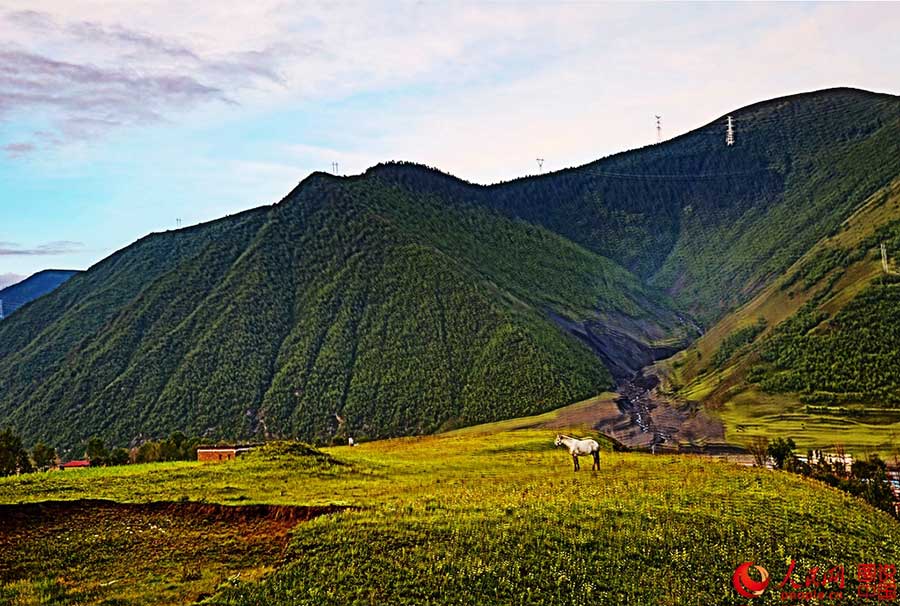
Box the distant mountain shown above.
[0,270,79,320]
[1,87,899,451]
[0,274,24,290]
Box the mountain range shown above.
[0,270,79,320]
[1,87,899,451]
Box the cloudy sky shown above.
[1,1,899,280]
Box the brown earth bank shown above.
[0,500,351,605]
[0,499,344,528]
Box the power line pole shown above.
[536,158,544,173]
[726,115,735,146]
[656,115,662,142]
[176,218,182,228]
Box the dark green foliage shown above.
[766,437,796,469]
[134,432,198,463]
[0,427,32,476]
[747,218,900,404]
[85,436,109,466]
[368,89,900,324]
[752,282,900,405]
[711,317,767,368]
[791,452,896,516]
[30,441,56,471]
[0,174,681,451]
[108,448,130,466]
[2,88,900,449]
[781,247,859,292]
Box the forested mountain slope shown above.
[2,87,899,451]
[662,176,900,449]
[370,88,900,323]
[0,176,686,450]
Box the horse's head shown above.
[554,435,564,447]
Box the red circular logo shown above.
[733,562,770,599]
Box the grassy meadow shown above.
[1,415,899,606]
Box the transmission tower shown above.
[726,116,735,146]
[0,299,4,320]
[176,218,182,228]
[656,115,662,142]
[536,158,545,173]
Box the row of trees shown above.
[84,432,199,466]
[0,427,57,475]
[748,436,897,516]
[0,427,200,476]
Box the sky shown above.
[1,1,900,281]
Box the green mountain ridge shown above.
[662,175,900,450]
[2,86,900,451]
[0,175,684,450]
[369,88,900,323]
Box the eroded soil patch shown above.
[0,499,347,605]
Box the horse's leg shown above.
[592,451,600,471]
[572,453,579,471]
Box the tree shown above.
[767,437,796,470]
[747,436,770,467]
[108,447,130,466]
[0,427,33,476]
[85,436,109,466]
[31,441,57,471]
[833,443,848,476]
[135,441,161,463]
[851,454,887,480]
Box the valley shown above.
[661,174,900,454]
[4,88,900,455]
[5,6,900,605]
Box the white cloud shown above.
[2,2,899,181]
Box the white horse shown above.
[554,434,601,471]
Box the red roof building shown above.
[59,460,91,469]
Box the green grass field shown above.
[716,389,900,454]
[2,420,899,606]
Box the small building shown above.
[59,460,91,470]
[805,450,854,474]
[196,445,257,462]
